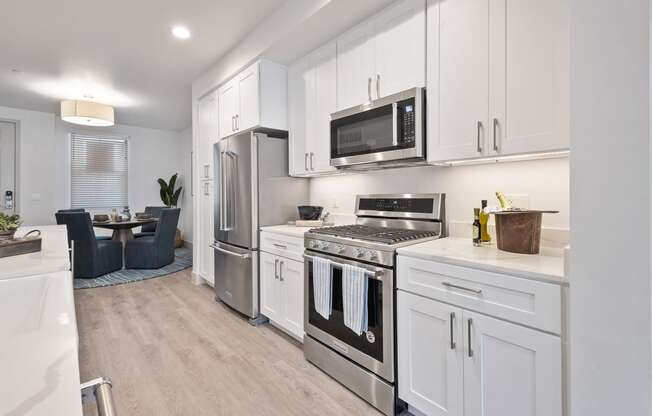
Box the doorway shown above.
[0,121,16,215]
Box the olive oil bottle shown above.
[480,200,491,242]
[472,208,481,247]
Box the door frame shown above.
[0,119,18,216]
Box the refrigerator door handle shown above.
[225,151,236,231]
[211,243,251,259]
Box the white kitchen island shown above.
[0,225,83,416]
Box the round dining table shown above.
[93,218,158,247]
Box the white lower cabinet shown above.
[398,290,562,416]
[197,180,214,285]
[397,291,463,416]
[260,251,304,341]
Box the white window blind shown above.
[71,134,128,209]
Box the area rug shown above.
[74,247,193,289]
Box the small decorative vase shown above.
[0,229,17,241]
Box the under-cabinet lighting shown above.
[442,150,570,166]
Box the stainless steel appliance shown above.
[213,129,309,321]
[303,193,446,415]
[330,88,425,170]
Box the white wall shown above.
[570,0,651,415]
[0,104,192,239]
[53,119,192,238]
[0,105,57,226]
[310,157,569,241]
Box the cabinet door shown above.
[288,56,312,176]
[309,42,337,174]
[237,62,260,132]
[374,0,426,99]
[463,310,562,416]
[397,291,463,416]
[427,0,490,162]
[336,21,375,110]
[218,80,238,138]
[279,258,304,340]
[199,181,215,285]
[198,92,218,178]
[489,0,569,156]
[260,252,281,322]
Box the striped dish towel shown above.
[342,263,368,336]
[312,257,333,319]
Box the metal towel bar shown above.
[302,254,383,279]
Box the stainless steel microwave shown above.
[330,87,425,169]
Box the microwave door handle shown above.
[392,102,398,146]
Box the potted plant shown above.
[0,213,22,241]
[157,174,183,247]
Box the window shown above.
[71,134,128,209]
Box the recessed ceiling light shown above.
[171,25,191,40]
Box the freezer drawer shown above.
[212,241,259,319]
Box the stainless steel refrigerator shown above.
[212,129,309,321]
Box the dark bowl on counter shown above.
[93,214,110,222]
[297,205,323,221]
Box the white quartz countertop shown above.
[0,224,82,415]
[260,224,314,238]
[397,237,567,285]
[0,225,71,281]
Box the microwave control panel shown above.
[398,98,416,145]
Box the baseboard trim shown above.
[182,240,193,250]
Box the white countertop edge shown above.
[260,224,312,238]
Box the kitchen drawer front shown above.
[260,231,305,262]
[397,256,562,334]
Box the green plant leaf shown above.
[169,174,177,193]
[171,187,182,206]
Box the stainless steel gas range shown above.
[303,193,446,416]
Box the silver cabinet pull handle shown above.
[442,282,483,295]
[81,377,116,416]
[235,114,239,131]
[467,318,474,358]
[211,243,251,259]
[231,115,235,132]
[272,243,287,249]
[274,259,279,279]
[304,153,309,171]
[367,77,372,102]
[493,118,499,152]
[376,74,380,99]
[477,121,483,153]
[310,152,314,171]
[279,260,284,281]
[450,312,456,350]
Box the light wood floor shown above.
[76,269,382,416]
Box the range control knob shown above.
[353,248,364,258]
[308,240,317,249]
[335,245,346,253]
[368,251,378,261]
[321,242,330,250]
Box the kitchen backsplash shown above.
[309,157,569,247]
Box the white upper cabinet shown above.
[289,42,337,176]
[427,0,490,162]
[336,21,375,110]
[488,0,570,156]
[374,0,427,99]
[218,60,288,139]
[427,0,569,163]
[336,0,426,110]
[197,91,218,179]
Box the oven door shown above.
[304,251,395,383]
[330,87,424,168]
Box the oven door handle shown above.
[303,254,385,280]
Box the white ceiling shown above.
[0,0,286,131]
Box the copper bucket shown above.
[494,210,557,254]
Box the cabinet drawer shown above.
[397,256,562,334]
[260,231,304,262]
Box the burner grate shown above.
[310,224,439,244]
